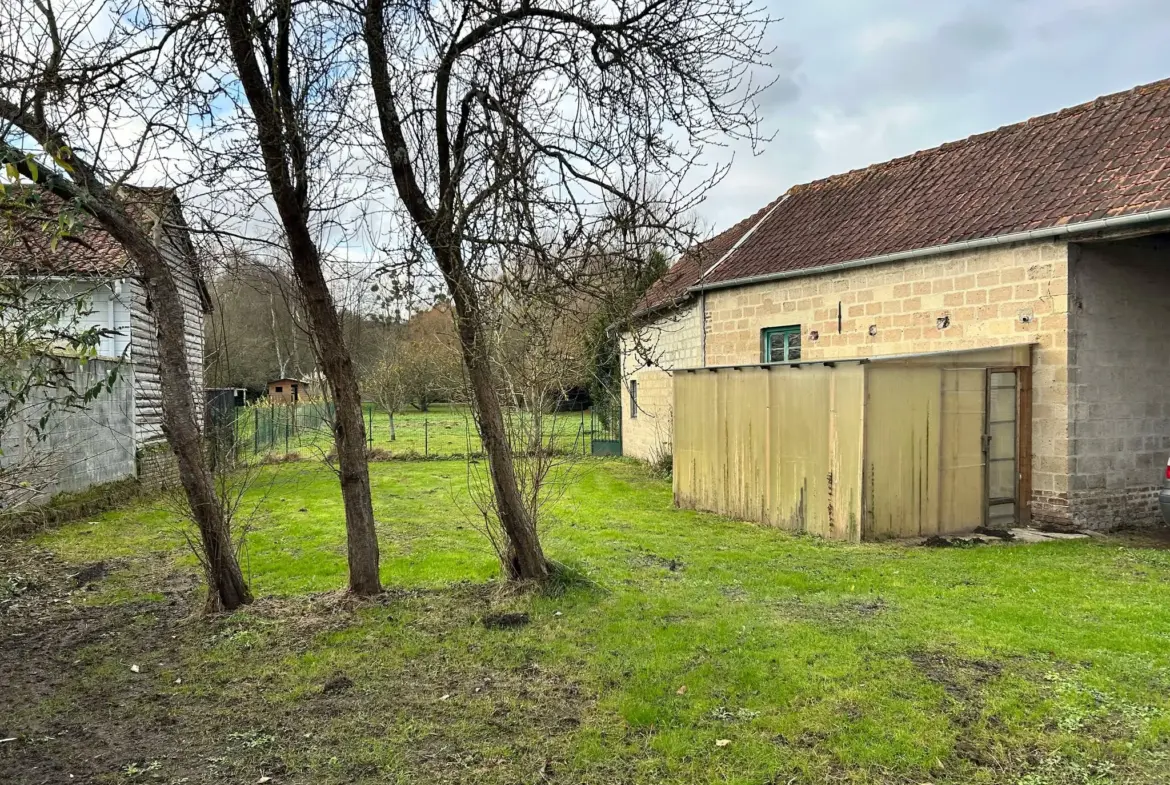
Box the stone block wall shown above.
[625,239,1075,523]
[620,302,702,461]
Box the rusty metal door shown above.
[985,370,1018,527]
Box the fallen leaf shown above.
[174,678,182,685]
[676,685,688,695]
[129,664,140,674]
[440,694,450,701]
[715,739,731,747]
[258,777,272,784]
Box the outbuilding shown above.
[267,377,308,403]
[624,79,1170,536]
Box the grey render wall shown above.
[1068,236,1170,528]
[0,357,136,500]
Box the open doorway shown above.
[986,369,1018,528]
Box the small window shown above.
[275,385,283,393]
[762,326,802,363]
[629,380,638,419]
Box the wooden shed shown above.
[267,378,308,403]
[672,345,1032,542]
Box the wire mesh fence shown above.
[207,402,607,463]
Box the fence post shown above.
[425,418,429,457]
[284,407,290,454]
[367,404,373,447]
[254,407,259,454]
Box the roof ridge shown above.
[789,77,1170,196]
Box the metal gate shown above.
[590,393,622,456]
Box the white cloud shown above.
[696,0,1170,233]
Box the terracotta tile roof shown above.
[637,195,786,313]
[640,77,1170,311]
[0,186,185,277]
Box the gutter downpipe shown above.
[686,207,1170,295]
[699,288,707,367]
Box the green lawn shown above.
[7,458,1170,784]
[227,402,598,459]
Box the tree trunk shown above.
[220,0,381,596]
[360,0,546,581]
[110,216,253,612]
[443,259,549,581]
[290,251,383,595]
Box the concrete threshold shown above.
[908,527,1093,548]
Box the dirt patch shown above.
[631,551,685,572]
[771,596,889,627]
[921,535,988,548]
[0,549,202,784]
[482,611,530,630]
[71,561,111,588]
[908,648,1007,762]
[909,650,1002,702]
[1104,527,1170,550]
[321,673,354,694]
[1,543,593,785]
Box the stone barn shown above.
[623,78,1170,536]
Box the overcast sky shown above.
[696,0,1170,233]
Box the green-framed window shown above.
[761,325,802,363]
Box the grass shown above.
[9,458,1170,784]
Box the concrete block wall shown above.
[626,240,1075,523]
[620,302,702,461]
[1068,238,1170,528]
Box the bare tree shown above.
[359,0,771,580]
[205,253,316,391]
[366,345,405,441]
[191,0,384,595]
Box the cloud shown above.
[754,50,803,110]
[694,0,1170,233]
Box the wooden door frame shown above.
[1016,365,1033,526]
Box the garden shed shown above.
[672,345,1032,542]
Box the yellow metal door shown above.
[939,369,986,533]
[863,366,942,539]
